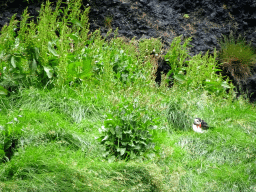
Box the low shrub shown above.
[98,101,158,161]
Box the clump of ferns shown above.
[218,31,256,84]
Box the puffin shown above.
[193,118,210,133]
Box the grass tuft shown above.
[219,31,256,83]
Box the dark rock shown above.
[139,0,149,5]
[242,73,256,102]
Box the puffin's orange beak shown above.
[199,123,201,128]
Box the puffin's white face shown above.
[194,118,201,126]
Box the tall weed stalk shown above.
[0,0,91,90]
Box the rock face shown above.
[88,0,256,53]
[1,0,256,102]
[245,74,256,102]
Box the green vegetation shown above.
[98,100,158,161]
[0,0,255,191]
[104,16,113,28]
[183,14,190,19]
[219,31,256,83]
[0,0,90,91]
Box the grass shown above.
[0,0,256,191]
[0,83,255,191]
[219,31,256,83]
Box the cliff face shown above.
[88,0,256,54]
[2,0,256,54]
[1,0,256,101]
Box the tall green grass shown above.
[0,81,255,191]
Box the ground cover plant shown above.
[0,0,256,191]
[98,100,158,161]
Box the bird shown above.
[193,118,210,133]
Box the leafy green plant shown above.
[0,15,28,93]
[139,38,162,58]
[185,50,232,94]
[163,36,232,95]
[0,0,91,89]
[164,35,192,85]
[85,32,146,86]
[65,49,93,86]
[110,49,138,84]
[98,101,157,161]
[0,85,8,96]
[219,31,256,83]
[183,14,189,19]
[0,115,24,163]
